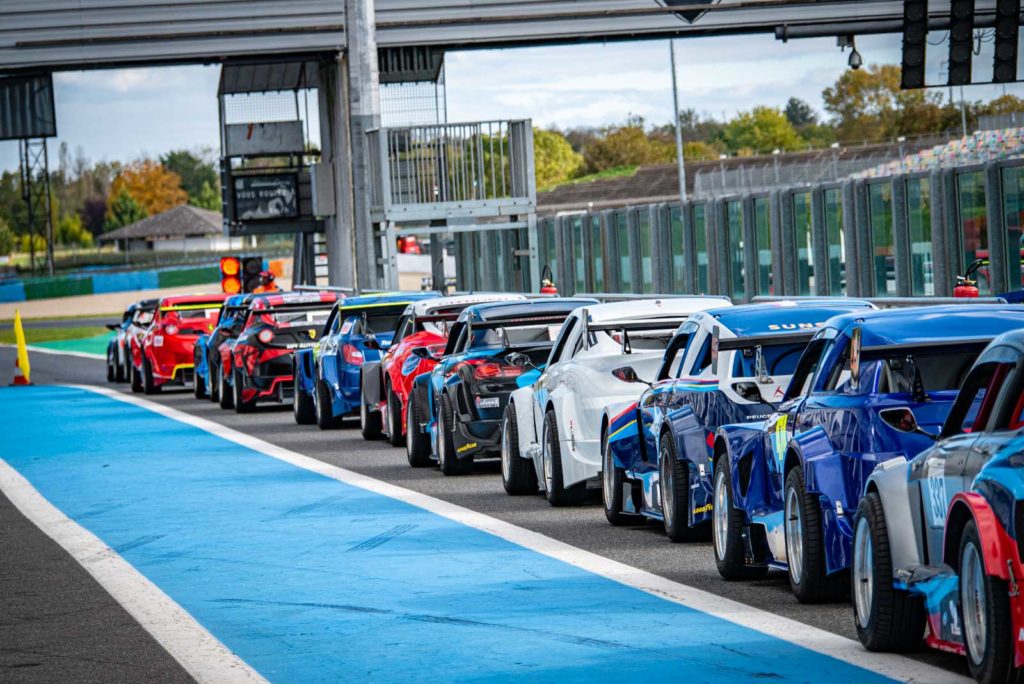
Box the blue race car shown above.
[293,292,440,431]
[603,300,874,541]
[713,304,1024,603]
[193,294,252,400]
[413,298,597,475]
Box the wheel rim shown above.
[962,540,987,666]
[500,417,512,482]
[853,516,874,629]
[602,440,614,511]
[542,422,553,492]
[713,468,729,561]
[406,399,415,458]
[360,395,367,426]
[661,445,674,529]
[437,407,448,466]
[785,485,804,585]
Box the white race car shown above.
[501,296,732,506]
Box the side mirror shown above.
[880,407,937,440]
[505,351,533,368]
[105,323,120,332]
[612,366,647,385]
[411,346,437,361]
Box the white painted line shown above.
[0,342,105,360]
[72,383,967,684]
[0,459,266,684]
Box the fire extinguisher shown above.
[953,258,984,298]
[540,264,559,295]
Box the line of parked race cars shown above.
[105,286,1024,684]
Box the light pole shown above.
[830,141,840,179]
[896,136,906,174]
[772,148,781,184]
[669,41,688,203]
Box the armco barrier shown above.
[0,263,222,303]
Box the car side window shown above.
[547,317,578,366]
[683,334,713,378]
[940,362,1003,438]
[393,316,410,342]
[783,338,828,402]
[994,360,1024,430]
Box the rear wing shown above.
[579,310,685,354]
[712,329,817,379]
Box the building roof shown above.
[99,205,222,242]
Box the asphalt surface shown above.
[1,346,970,681]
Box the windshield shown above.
[732,342,806,378]
[133,310,155,326]
[470,324,561,350]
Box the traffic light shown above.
[993,0,1021,83]
[948,0,975,86]
[241,257,264,293]
[901,0,928,89]
[220,256,241,294]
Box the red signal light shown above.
[220,256,241,277]
[222,276,242,294]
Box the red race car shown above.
[133,294,228,394]
[361,294,525,455]
[223,290,341,413]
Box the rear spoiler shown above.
[579,309,684,353]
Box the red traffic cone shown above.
[11,355,30,386]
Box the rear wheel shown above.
[114,347,126,383]
[360,377,384,439]
[130,361,142,394]
[438,393,470,475]
[292,365,316,425]
[316,378,342,429]
[218,363,234,409]
[142,358,160,395]
[960,519,1017,684]
[785,467,847,603]
[405,391,432,467]
[603,431,642,525]
[501,404,536,495]
[106,348,116,382]
[660,436,701,542]
[853,492,925,652]
[713,456,768,580]
[208,361,220,402]
[193,351,207,399]
[542,411,586,507]
[386,388,405,447]
[233,367,255,413]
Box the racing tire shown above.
[193,352,207,399]
[852,492,925,653]
[115,356,126,383]
[542,410,586,507]
[106,348,116,382]
[784,467,847,603]
[602,431,642,526]
[438,393,471,476]
[130,362,142,394]
[142,358,160,395]
[292,373,316,425]
[386,388,405,447]
[232,367,255,414]
[405,391,432,467]
[501,404,536,495]
[360,377,384,440]
[959,519,1018,684]
[713,455,769,581]
[209,361,220,403]
[316,379,343,429]
[659,437,703,542]
[218,364,234,409]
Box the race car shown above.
[192,294,252,400]
[223,291,340,413]
[360,293,527,454]
[132,294,227,394]
[116,298,158,386]
[106,303,139,382]
[713,304,1024,603]
[852,329,1024,683]
[603,300,874,542]
[501,296,731,506]
[291,292,439,430]
[414,298,597,475]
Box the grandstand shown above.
[854,128,1024,178]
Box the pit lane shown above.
[2,346,969,680]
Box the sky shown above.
[2,30,1022,174]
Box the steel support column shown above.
[317,58,356,288]
[891,176,912,297]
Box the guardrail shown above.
[752,296,1008,308]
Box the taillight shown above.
[258,329,275,344]
[343,344,364,365]
[164,324,179,336]
[474,362,524,380]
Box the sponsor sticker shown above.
[457,442,478,454]
[693,503,713,515]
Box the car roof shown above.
[411,293,527,316]
[824,305,1024,348]
[699,299,875,338]
[585,296,732,323]
[137,298,160,310]
[159,293,229,308]
[460,297,599,322]
[975,329,1024,365]
[336,292,439,311]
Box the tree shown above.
[108,160,187,216]
[533,129,583,190]
[683,141,720,161]
[193,181,222,211]
[161,149,219,205]
[55,213,93,248]
[785,98,818,128]
[0,217,14,255]
[720,107,805,153]
[581,119,674,174]
[80,196,108,235]
[105,187,147,231]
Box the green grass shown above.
[559,165,639,187]
[1,312,121,324]
[0,326,110,345]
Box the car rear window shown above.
[732,342,805,378]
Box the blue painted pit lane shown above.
[3,386,894,683]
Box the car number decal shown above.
[925,459,947,528]
[771,414,788,467]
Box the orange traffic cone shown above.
[10,309,31,386]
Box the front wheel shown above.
[784,467,847,603]
[603,431,642,526]
[659,436,701,542]
[386,388,405,447]
[218,363,234,409]
[542,411,586,507]
[130,361,142,394]
[712,455,768,580]
[501,404,536,495]
[852,492,925,652]
[960,519,1017,684]
[405,391,432,467]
